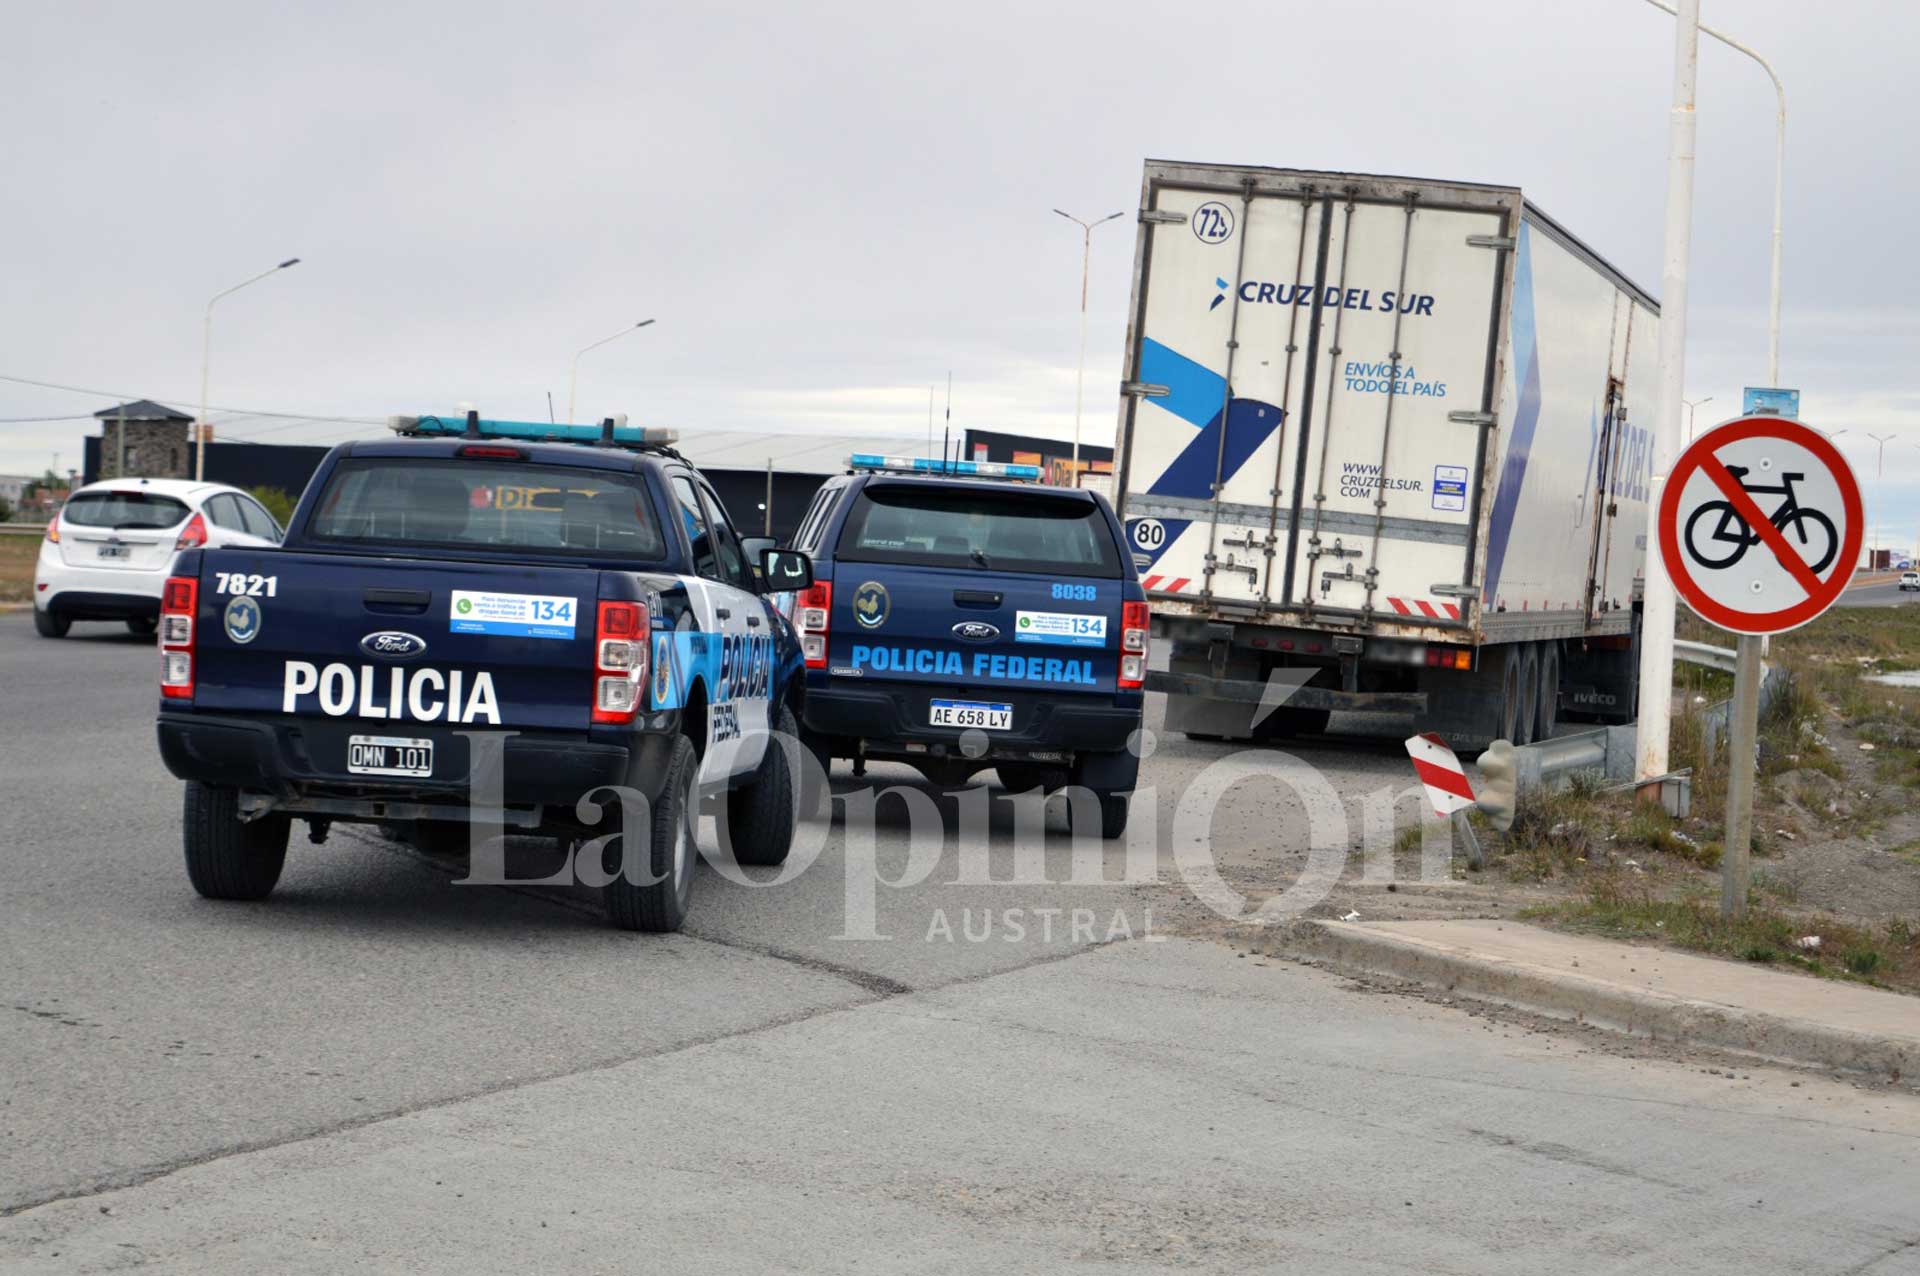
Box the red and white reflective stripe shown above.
[1142,576,1191,593]
[1386,596,1461,620]
[1404,731,1476,816]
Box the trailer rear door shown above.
[1119,170,1511,628]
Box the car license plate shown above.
[347,734,434,777]
[930,699,1012,730]
[96,543,129,561]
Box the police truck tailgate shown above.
[190,549,599,737]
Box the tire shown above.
[719,704,799,867]
[997,763,1065,794]
[33,608,68,638]
[1068,789,1131,840]
[1497,648,1523,744]
[126,616,157,639]
[605,733,699,932]
[1514,646,1540,747]
[182,782,289,901]
[1535,642,1561,742]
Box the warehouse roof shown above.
[667,428,941,476]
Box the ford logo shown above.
[360,631,427,660]
[951,621,1000,643]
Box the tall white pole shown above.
[1869,434,1894,566]
[567,319,654,426]
[1642,0,1785,384]
[1073,223,1091,475]
[1053,209,1124,483]
[1634,0,1701,783]
[198,258,300,482]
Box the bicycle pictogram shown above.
[1681,464,1838,574]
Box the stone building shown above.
[94,401,194,480]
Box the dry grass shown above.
[0,534,41,604]
[1526,871,1920,996]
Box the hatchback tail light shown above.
[160,575,198,700]
[592,600,651,724]
[1119,600,1149,689]
[175,512,208,551]
[44,516,59,544]
[796,581,832,669]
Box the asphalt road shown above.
[4,611,1918,1272]
[1842,577,1920,609]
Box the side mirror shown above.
[761,548,814,591]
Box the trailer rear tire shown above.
[1497,648,1523,744]
[1256,707,1331,741]
[1515,646,1540,747]
[1536,643,1562,741]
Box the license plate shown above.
[97,543,129,561]
[930,699,1012,730]
[347,735,434,777]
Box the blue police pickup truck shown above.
[154,413,812,932]
[781,455,1148,836]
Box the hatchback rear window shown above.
[307,458,665,560]
[836,484,1122,577]
[63,491,190,530]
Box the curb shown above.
[1274,920,1917,1084]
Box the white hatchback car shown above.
[1901,570,1920,593]
[33,478,284,638]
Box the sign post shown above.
[1658,416,1861,917]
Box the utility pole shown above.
[200,257,300,481]
[1683,395,1713,443]
[568,319,654,426]
[1869,433,1895,567]
[1634,0,1701,784]
[1053,209,1125,477]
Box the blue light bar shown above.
[389,414,679,447]
[848,453,1042,481]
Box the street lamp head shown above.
[635,318,656,329]
[277,258,301,270]
[1098,211,1126,224]
[1051,209,1073,221]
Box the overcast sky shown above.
[5,1,1917,532]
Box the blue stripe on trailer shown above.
[1481,222,1541,606]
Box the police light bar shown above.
[847,453,1042,481]
[389,414,679,447]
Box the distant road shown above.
[1842,572,1916,608]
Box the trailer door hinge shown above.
[1467,234,1516,250]
[1122,381,1171,398]
[1140,210,1187,225]
[1447,410,1496,426]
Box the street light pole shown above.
[567,320,655,426]
[1634,0,1701,784]
[1053,209,1124,478]
[1683,395,1713,443]
[1869,433,1895,566]
[1642,0,1786,385]
[199,257,300,481]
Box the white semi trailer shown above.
[1114,161,1658,747]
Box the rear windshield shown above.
[307,458,665,560]
[63,491,190,530]
[836,484,1122,577]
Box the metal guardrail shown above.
[1674,638,1738,674]
[0,524,44,536]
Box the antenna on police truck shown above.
[941,371,952,470]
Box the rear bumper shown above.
[156,710,675,815]
[800,681,1143,758]
[37,554,173,618]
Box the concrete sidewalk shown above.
[1282,919,1920,1083]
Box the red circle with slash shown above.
[1658,415,1863,635]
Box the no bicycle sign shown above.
[1658,416,1863,636]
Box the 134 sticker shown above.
[213,573,278,597]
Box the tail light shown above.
[796,581,831,670]
[175,512,208,551]
[45,516,60,544]
[592,600,651,724]
[1423,645,1472,670]
[1119,600,1149,689]
[159,575,198,700]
